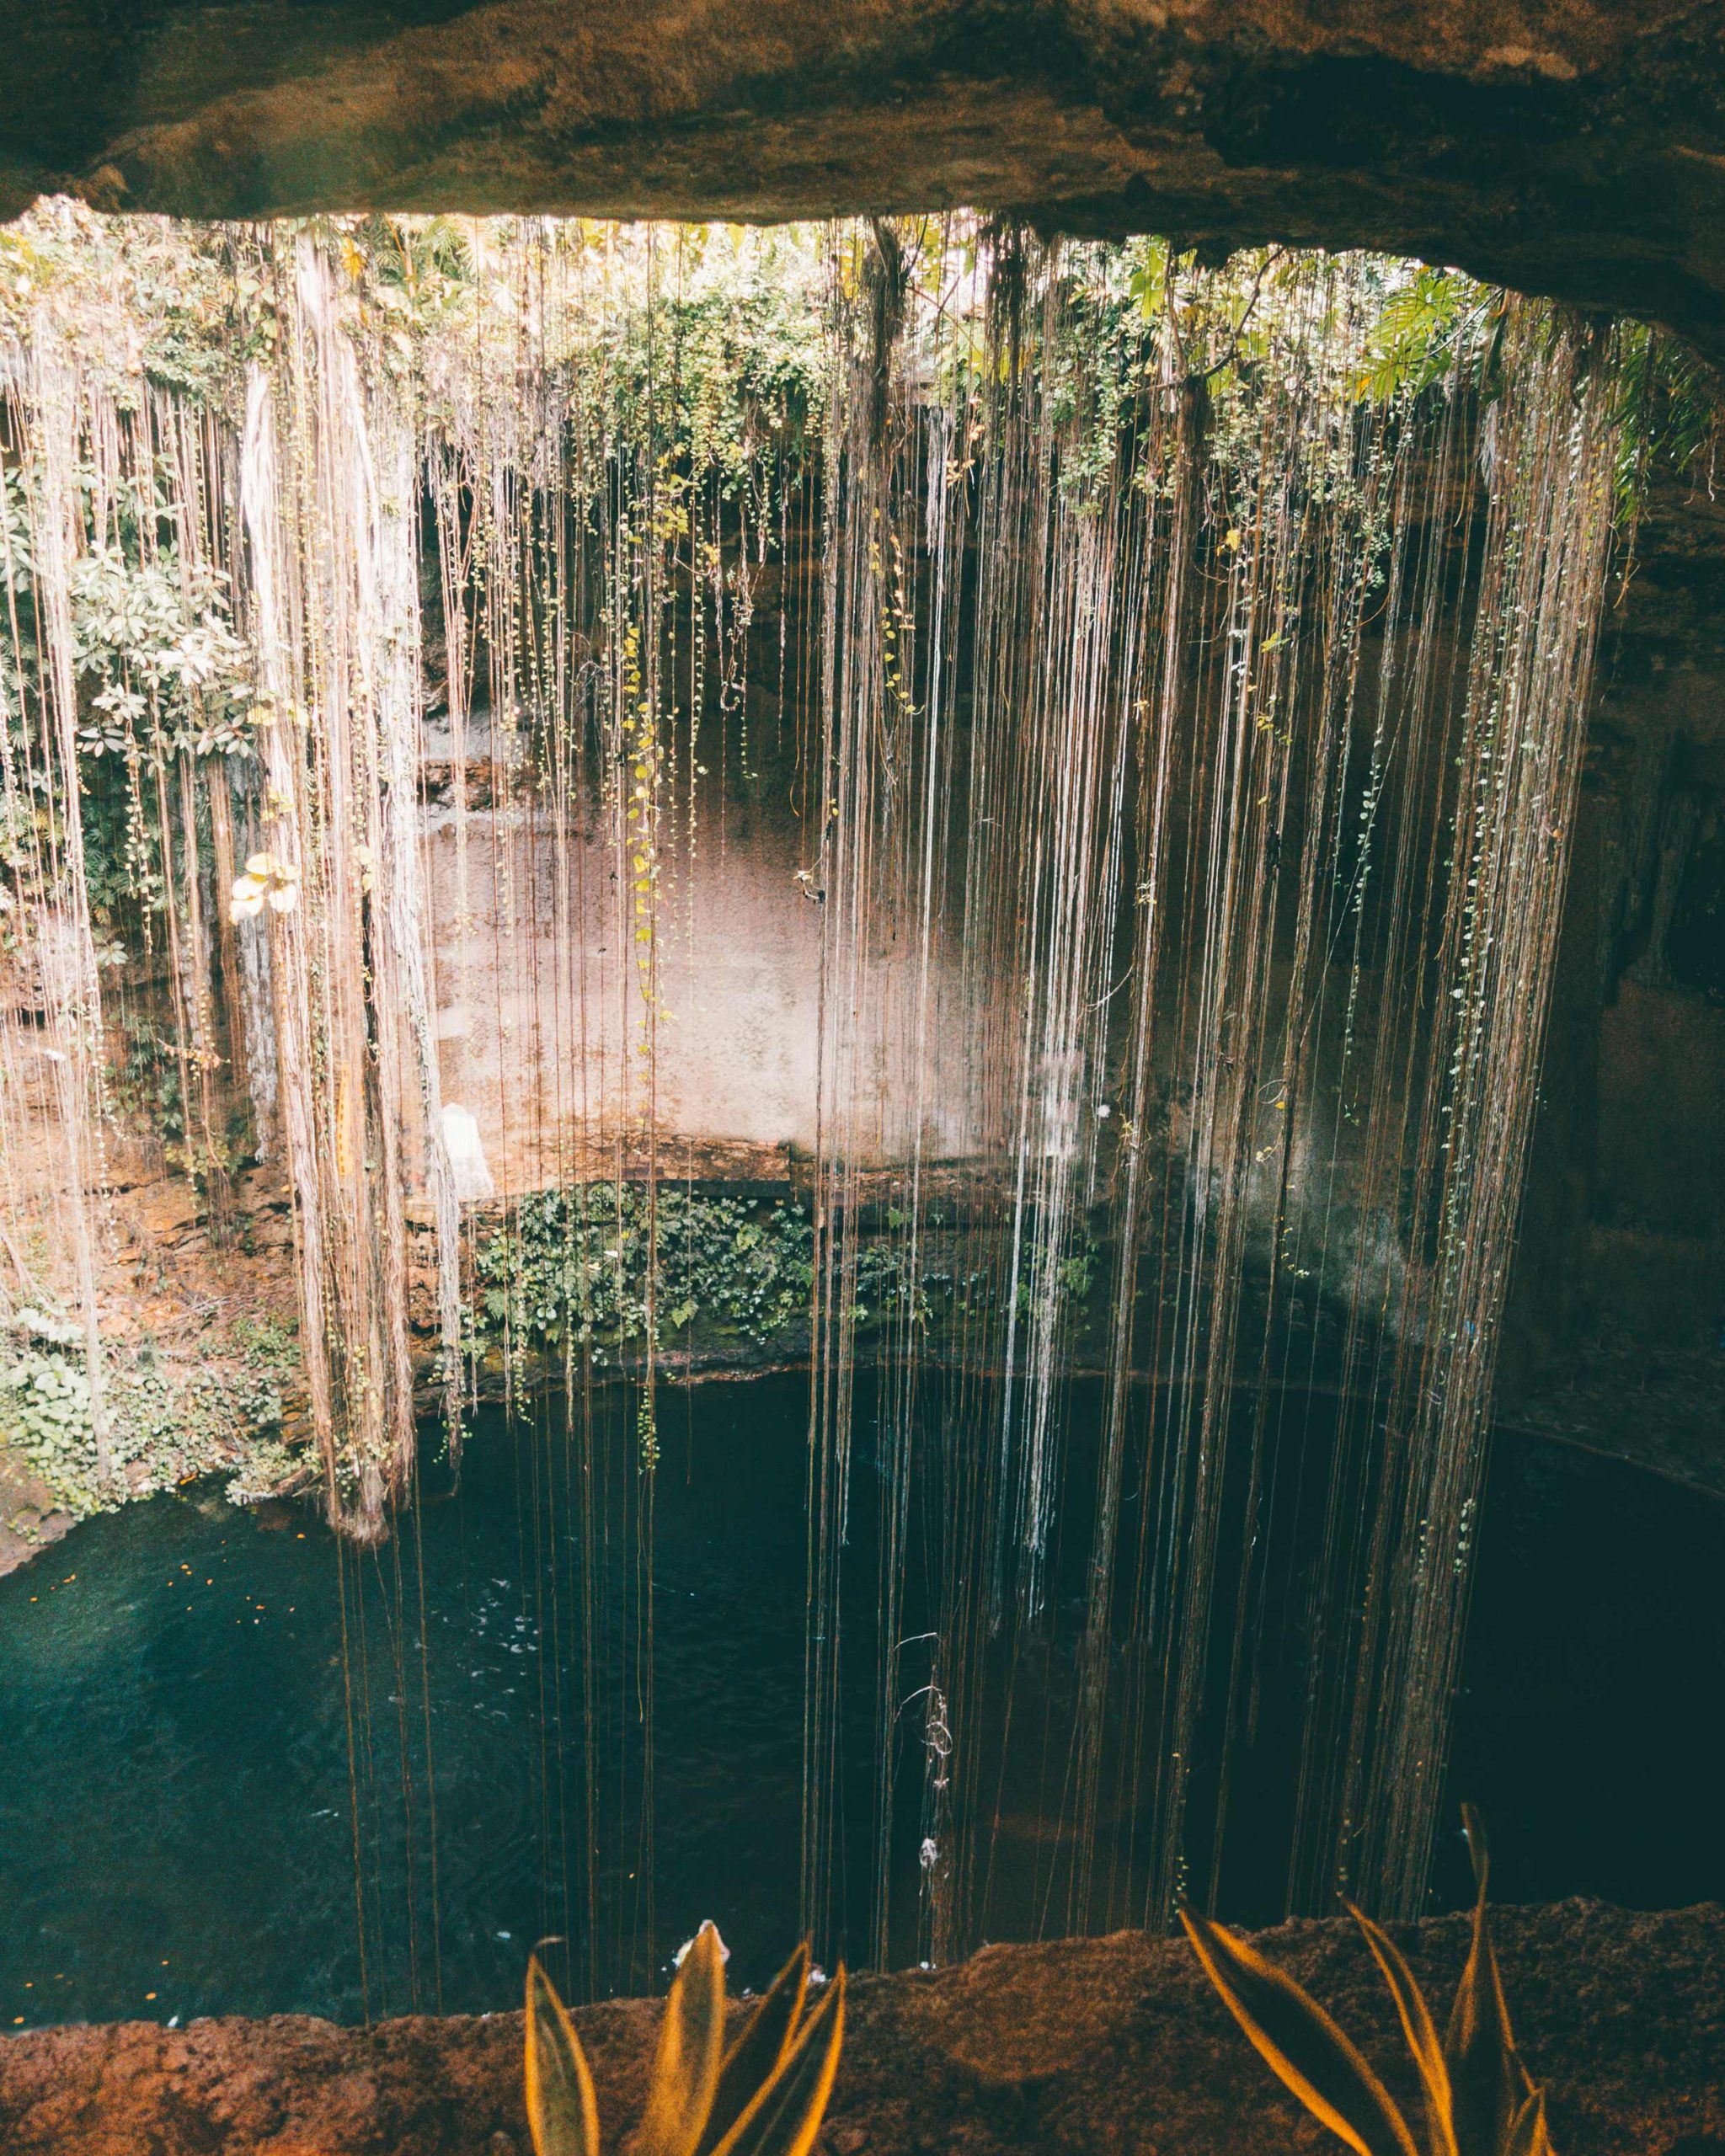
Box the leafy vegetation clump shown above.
[469,1182,1085,1362]
[1183,1807,1556,2156]
[0,1309,95,1502]
[0,1305,300,1518]
[472,1185,817,1359]
[527,1924,845,2156]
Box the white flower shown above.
[228,875,266,922]
[231,848,301,922]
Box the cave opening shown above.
[1,163,1722,2156]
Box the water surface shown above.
[2,1377,1720,2029]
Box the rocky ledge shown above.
[3,1899,1722,2155]
[7,3,1725,368]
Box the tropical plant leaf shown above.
[697,1941,810,2156]
[633,1922,728,2156]
[708,1969,846,2156]
[1180,1909,1422,2156]
[1504,2087,1555,2156]
[526,1953,601,2156]
[1445,1806,1535,2154]
[1349,1904,1458,2156]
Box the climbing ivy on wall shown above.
[0,1305,300,1519]
[467,1183,1098,1364]
[471,1185,818,1360]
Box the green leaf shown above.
[1180,1909,1420,2156]
[636,1922,727,2156]
[1445,1806,1536,2154]
[1348,1904,1456,2156]
[1504,2087,1556,2156]
[697,1942,809,2156]
[708,1968,845,2156]
[526,1954,600,2156]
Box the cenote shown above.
[3,178,1724,2156]
[3,1375,1722,2031]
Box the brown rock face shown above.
[3,1901,1722,2155]
[4,2,1725,358]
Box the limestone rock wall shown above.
[5,3,1725,364]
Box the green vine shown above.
[471,1184,817,1360]
[0,1306,301,1518]
[469,1183,1097,1360]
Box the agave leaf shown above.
[526,1954,601,2156]
[633,1923,729,2156]
[1504,2087,1555,2156]
[1445,1807,1535,2153]
[1180,1909,1422,2156]
[1349,1904,1458,2156]
[708,1968,846,2156]
[697,1942,811,2156]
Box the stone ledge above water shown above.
[3,1899,1722,2155]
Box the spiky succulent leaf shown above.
[1445,1806,1536,2154]
[526,1954,601,2156]
[708,1968,846,2156]
[697,1941,810,2156]
[1349,1904,1458,2156]
[1504,2088,1556,2156]
[634,1924,729,2156]
[1180,1909,1422,2156]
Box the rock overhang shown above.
[3,2,1725,360]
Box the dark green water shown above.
[2,1375,1722,2031]
[0,1379,827,2028]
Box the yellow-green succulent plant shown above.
[525,1924,846,2156]
[1182,1808,1556,2156]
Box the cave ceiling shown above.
[3,1,1725,361]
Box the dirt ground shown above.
[3,1899,1721,2155]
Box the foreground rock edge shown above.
[3,1898,1722,2153]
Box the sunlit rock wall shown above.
[416,729,983,1189]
